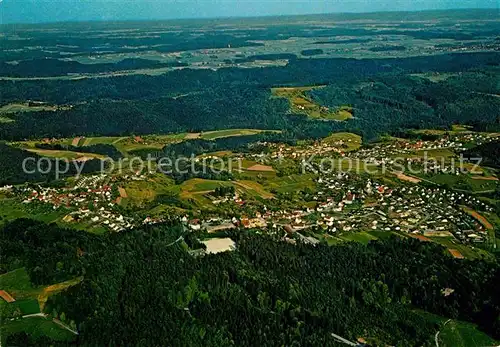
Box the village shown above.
[183,170,493,251]
[0,129,497,257]
[9,174,143,232]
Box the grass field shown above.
[0,103,66,114]
[265,174,317,194]
[123,174,178,207]
[367,230,401,240]
[272,86,353,121]
[439,320,499,347]
[0,200,66,227]
[321,230,399,246]
[114,134,185,153]
[179,178,274,208]
[0,268,82,308]
[179,178,233,209]
[407,148,456,161]
[10,299,41,315]
[0,268,36,295]
[338,231,379,245]
[1,316,76,343]
[25,148,105,160]
[0,116,14,123]
[0,268,80,343]
[234,180,274,199]
[180,178,233,194]
[321,132,362,151]
[415,311,499,347]
[200,129,270,140]
[427,236,492,260]
[423,173,498,193]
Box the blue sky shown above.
[1,0,498,24]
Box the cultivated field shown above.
[272,86,353,121]
[0,268,80,343]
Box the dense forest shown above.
[0,143,103,185]
[0,58,187,78]
[463,141,500,169]
[0,53,499,142]
[1,219,499,346]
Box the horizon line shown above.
[1,7,499,26]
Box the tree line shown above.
[1,219,499,346]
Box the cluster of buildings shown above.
[3,129,496,252]
[16,175,136,232]
[211,192,245,206]
[264,141,347,160]
[64,207,133,232]
[184,167,493,248]
[21,183,114,209]
[350,133,497,165]
[307,175,492,244]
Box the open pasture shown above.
[321,132,362,151]
[272,86,353,121]
[0,103,68,114]
[25,148,105,160]
[265,174,317,194]
[200,129,269,140]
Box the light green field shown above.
[200,129,268,140]
[338,231,378,245]
[406,148,456,160]
[123,174,178,207]
[179,178,273,208]
[439,320,499,347]
[80,136,122,146]
[9,299,41,315]
[426,173,498,193]
[1,316,76,343]
[0,268,36,295]
[366,230,401,240]
[265,174,317,194]
[323,235,345,245]
[416,311,499,347]
[0,116,14,123]
[0,200,66,227]
[115,135,185,153]
[181,178,233,193]
[451,124,473,132]
[0,103,67,114]
[321,132,362,151]
[272,86,353,121]
[411,72,459,82]
[234,180,274,199]
[178,179,232,209]
[427,236,492,260]
[25,148,105,160]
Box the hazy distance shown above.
[1,0,498,24]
